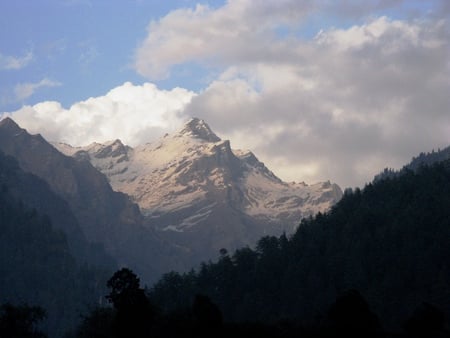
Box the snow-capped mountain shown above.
[55,118,342,263]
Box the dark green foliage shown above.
[148,161,450,334]
[404,303,446,338]
[0,303,47,338]
[106,268,142,309]
[150,270,197,314]
[75,307,115,338]
[75,270,216,337]
[327,289,380,338]
[106,268,156,338]
[374,145,450,182]
[408,147,450,171]
[192,294,223,331]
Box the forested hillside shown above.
[0,152,111,337]
[149,161,450,332]
[2,144,450,337]
[375,145,450,181]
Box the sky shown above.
[0,0,449,189]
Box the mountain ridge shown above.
[0,150,113,336]
[54,118,341,222]
[148,158,450,332]
[54,117,343,264]
[374,145,450,182]
[0,117,184,283]
[0,116,342,275]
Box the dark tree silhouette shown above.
[106,268,142,310]
[75,307,114,338]
[148,161,450,332]
[327,289,380,337]
[193,294,223,327]
[404,303,447,338]
[192,294,223,337]
[106,268,155,338]
[0,303,47,338]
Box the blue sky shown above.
[1,0,449,188]
[0,0,220,108]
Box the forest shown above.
[1,158,450,337]
[144,161,450,337]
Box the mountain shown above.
[0,151,110,337]
[0,118,182,283]
[0,149,115,269]
[55,118,342,265]
[149,160,450,332]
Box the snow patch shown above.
[162,202,217,232]
[56,119,342,232]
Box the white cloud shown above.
[4,1,449,189]
[181,14,450,188]
[0,51,33,70]
[3,82,195,146]
[315,16,418,50]
[14,78,61,101]
[134,0,313,79]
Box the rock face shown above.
[55,118,343,264]
[0,118,182,283]
[0,149,114,269]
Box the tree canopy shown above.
[148,161,450,332]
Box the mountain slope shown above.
[374,145,450,182]
[0,152,111,337]
[55,118,342,264]
[0,150,115,269]
[149,160,450,330]
[0,118,182,283]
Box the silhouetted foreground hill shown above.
[0,149,115,268]
[148,160,450,334]
[0,152,111,337]
[0,117,185,284]
[4,158,449,337]
[375,145,450,182]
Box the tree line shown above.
[146,161,450,336]
[2,157,450,337]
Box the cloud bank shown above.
[3,82,195,146]
[134,0,314,79]
[134,1,450,187]
[2,1,449,188]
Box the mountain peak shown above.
[0,117,21,132]
[94,139,129,159]
[178,118,221,142]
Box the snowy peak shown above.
[54,118,342,256]
[52,139,131,180]
[52,117,342,268]
[90,139,130,160]
[178,118,221,142]
[234,149,282,183]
